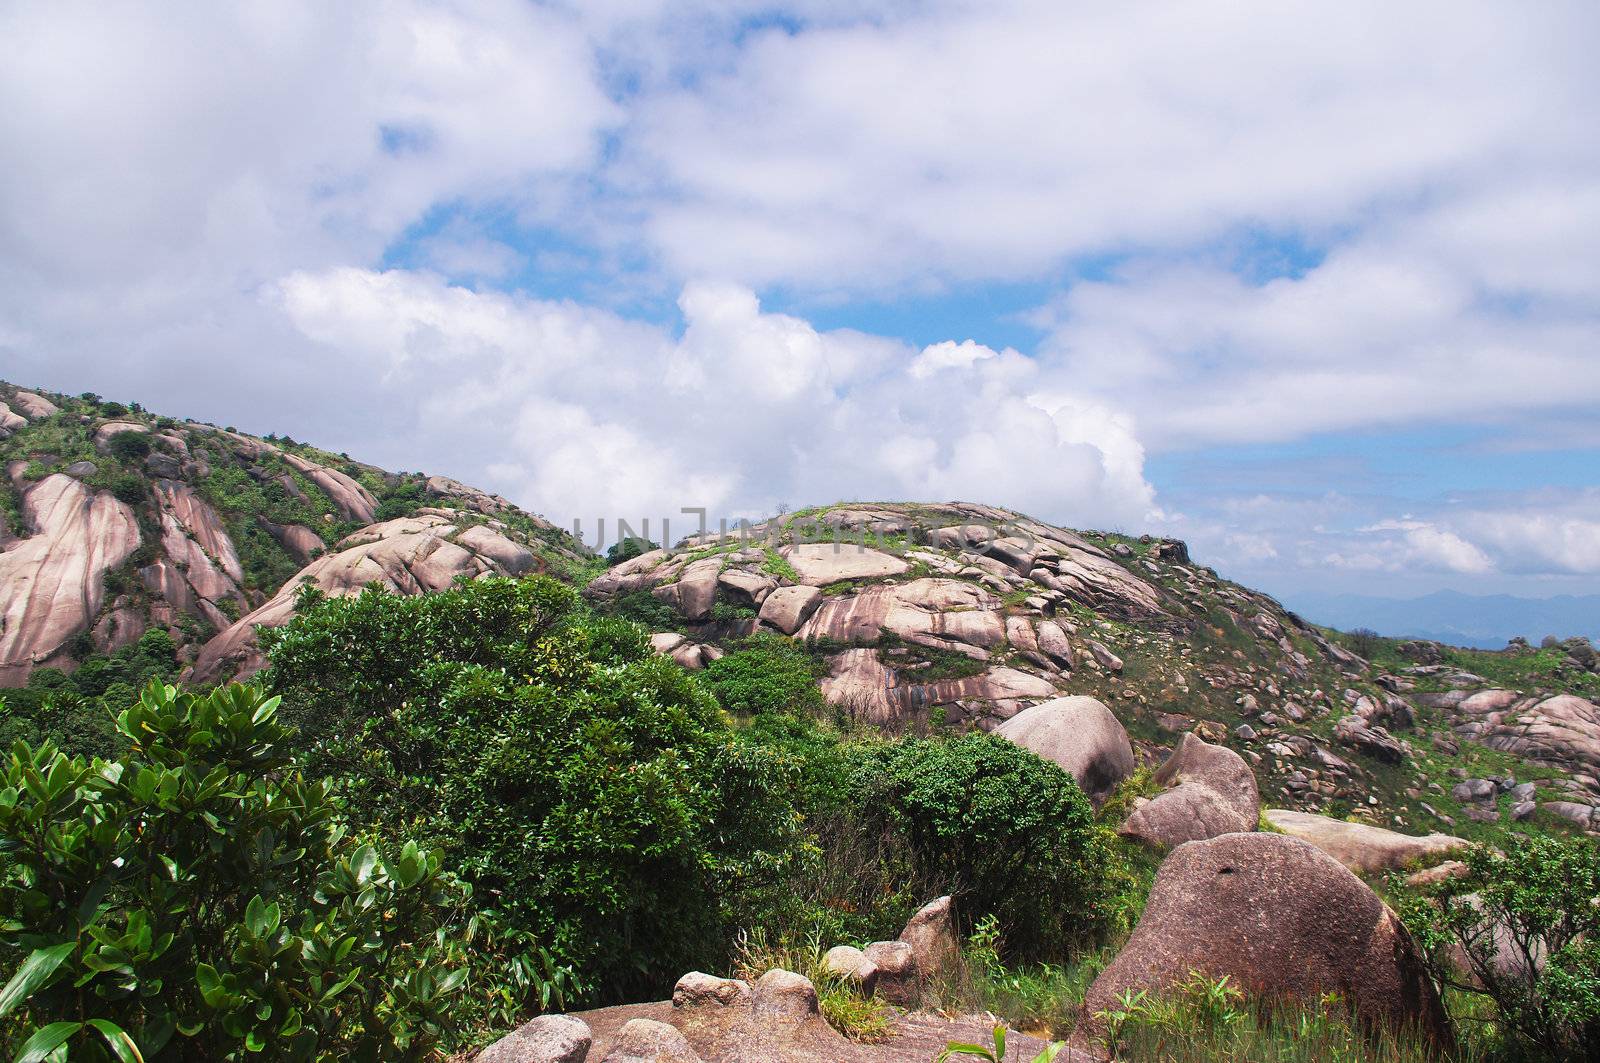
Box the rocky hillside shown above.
[585,501,1600,840]
[0,381,590,685]
[4,381,1596,843]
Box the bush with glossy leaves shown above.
[0,682,480,1061]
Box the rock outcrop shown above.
[0,474,141,683]
[1073,832,1450,1051]
[1120,732,1259,848]
[192,513,540,682]
[994,696,1135,803]
[1263,810,1467,875]
[478,1014,593,1063]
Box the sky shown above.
[2,0,1598,608]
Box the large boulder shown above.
[861,942,919,1006]
[600,1018,702,1063]
[192,513,540,682]
[758,585,821,635]
[1071,833,1450,1051]
[898,896,958,986]
[0,474,141,683]
[780,544,908,585]
[799,578,1006,659]
[1265,810,1467,875]
[994,696,1135,803]
[1120,733,1259,848]
[477,1014,593,1063]
[281,452,377,524]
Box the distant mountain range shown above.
[1286,590,1600,649]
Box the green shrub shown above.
[844,732,1111,959]
[701,633,825,715]
[106,431,151,462]
[0,682,479,1061]
[1399,835,1600,1059]
[261,576,797,1002]
[606,536,658,566]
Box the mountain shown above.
[3,381,1598,842]
[1288,590,1600,649]
[0,381,591,684]
[583,501,1600,836]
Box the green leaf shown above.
[85,1019,145,1063]
[13,1022,81,1063]
[0,943,75,1018]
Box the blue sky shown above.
[2,0,1598,607]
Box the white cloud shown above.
[272,269,1159,534]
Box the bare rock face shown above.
[652,558,723,622]
[477,1014,593,1063]
[0,403,25,438]
[600,1018,703,1063]
[192,513,540,682]
[758,586,821,635]
[1263,810,1467,875]
[861,942,919,1006]
[281,452,378,524]
[780,544,908,585]
[1072,833,1451,1052]
[657,968,852,1062]
[259,518,325,564]
[8,390,59,420]
[799,578,1005,659]
[819,947,876,995]
[995,696,1135,803]
[0,474,141,683]
[152,479,247,626]
[94,421,148,449]
[649,632,723,671]
[1121,733,1259,848]
[1333,714,1408,765]
[1477,694,1600,788]
[898,896,958,986]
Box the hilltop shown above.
[3,380,1597,841]
[0,380,590,688]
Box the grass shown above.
[730,929,894,1043]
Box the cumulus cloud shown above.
[1,0,1596,599]
[273,269,1159,535]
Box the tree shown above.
[606,536,658,566]
[260,576,794,1001]
[1399,836,1600,1058]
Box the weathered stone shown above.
[1333,715,1407,765]
[1406,860,1470,888]
[0,475,141,683]
[718,568,777,606]
[193,514,540,682]
[819,947,876,995]
[1452,779,1497,804]
[1121,733,1260,848]
[8,390,59,420]
[799,578,1005,658]
[780,544,908,585]
[1034,620,1075,669]
[758,586,821,635]
[281,452,378,524]
[862,941,919,1006]
[599,1018,702,1063]
[1086,639,1123,672]
[477,1014,593,1063]
[995,696,1135,804]
[1072,833,1450,1052]
[899,896,958,985]
[1264,810,1467,875]
[672,973,753,1009]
